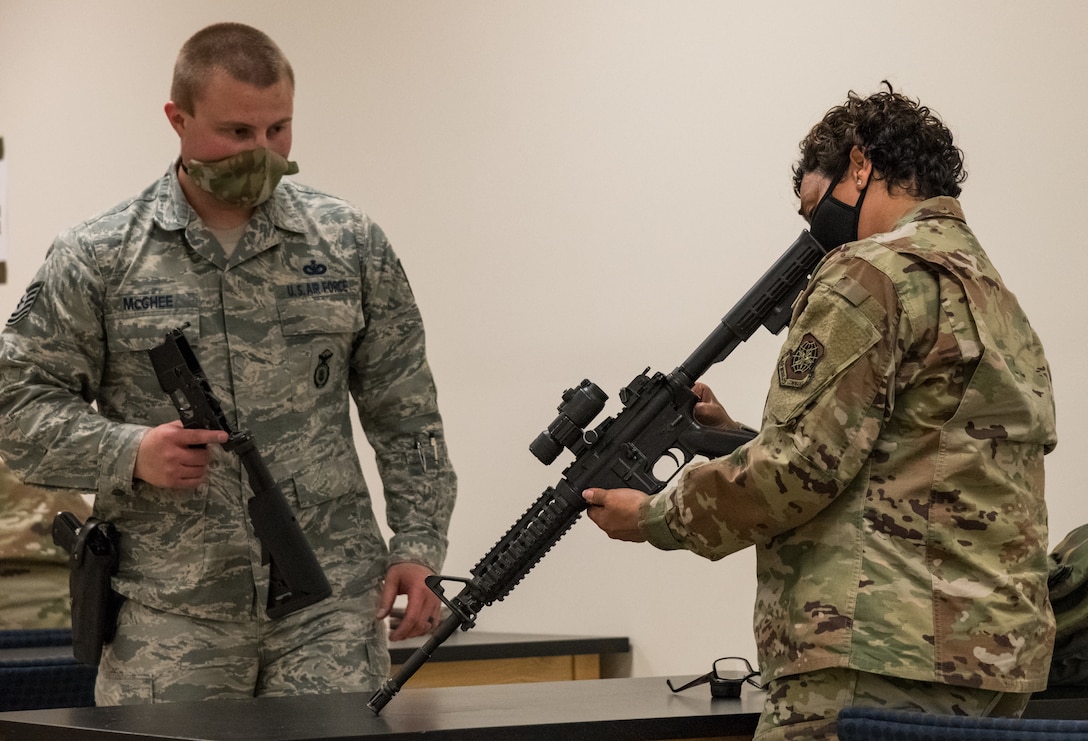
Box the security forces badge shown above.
[778,332,824,388]
[314,349,333,388]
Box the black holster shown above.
[52,511,126,665]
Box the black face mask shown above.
[808,168,868,249]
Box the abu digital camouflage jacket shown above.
[643,197,1056,693]
[0,165,456,620]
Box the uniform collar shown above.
[153,161,308,269]
[154,160,308,233]
[893,195,966,230]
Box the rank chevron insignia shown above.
[6,281,43,326]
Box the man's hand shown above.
[692,381,741,431]
[378,561,443,641]
[582,487,649,542]
[133,420,228,488]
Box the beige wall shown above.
[1,0,1086,680]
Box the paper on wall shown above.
[0,137,6,284]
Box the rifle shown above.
[367,229,828,713]
[148,326,332,619]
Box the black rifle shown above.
[148,326,332,618]
[52,511,126,665]
[367,230,828,713]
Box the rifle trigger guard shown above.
[424,574,478,629]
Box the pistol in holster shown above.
[52,511,127,665]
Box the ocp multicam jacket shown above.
[643,197,1056,692]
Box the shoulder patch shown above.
[6,282,43,326]
[778,332,825,388]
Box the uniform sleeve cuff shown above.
[97,423,147,499]
[640,489,686,551]
[388,535,447,575]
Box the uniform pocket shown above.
[280,470,388,597]
[766,281,883,426]
[764,279,885,476]
[275,282,361,337]
[282,459,369,509]
[274,283,363,414]
[104,293,200,352]
[102,297,201,417]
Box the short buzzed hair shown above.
[170,23,294,114]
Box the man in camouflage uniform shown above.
[0,23,455,704]
[0,457,92,629]
[583,84,1056,740]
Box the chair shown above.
[0,629,97,711]
[837,707,1088,740]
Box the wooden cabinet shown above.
[388,631,630,688]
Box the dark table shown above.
[3,635,1085,741]
[0,675,762,741]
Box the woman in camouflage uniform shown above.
[583,84,1056,740]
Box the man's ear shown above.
[164,101,187,137]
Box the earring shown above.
[856,177,863,186]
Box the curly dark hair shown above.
[791,82,966,200]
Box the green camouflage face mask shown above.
[184,147,299,208]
